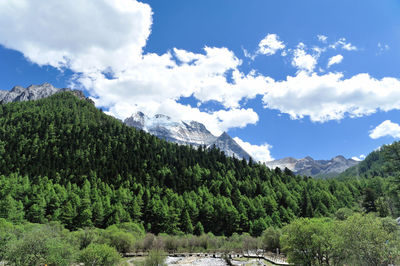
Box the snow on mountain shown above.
[265,155,360,177]
[124,112,251,160]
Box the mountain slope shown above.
[0,83,251,160]
[340,142,400,178]
[265,155,359,177]
[211,132,251,160]
[0,92,362,235]
[124,112,251,160]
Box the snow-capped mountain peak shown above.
[124,112,252,160]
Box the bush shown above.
[79,243,121,266]
[337,213,400,265]
[0,218,16,260]
[104,228,136,253]
[141,233,156,251]
[281,218,339,265]
[71,228,100,249]
[335,208,353,220]
[161,234,178,253]
[261,227,281,252]
[116,222,145,237]
[281,214,400,265]
[143,249,166,266]
[4,224,77,266]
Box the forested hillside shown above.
[341,142,400,178]
[0,92,393,236]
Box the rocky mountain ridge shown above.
[0,83,92,104]
[124,112,252,160]
[265,155,359,177]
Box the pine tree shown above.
[92,200,104,227]
[61,201,76,229]
[0,195,25,223]
[78,181,93,227]
[194,221,204,236]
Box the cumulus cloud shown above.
[291,43,318,72]
[257,34,285,56]
[327,54,343,68]
[369,120,400,139]
[0,0,152,73]
[233,137,274,162]
[262,72,400,122]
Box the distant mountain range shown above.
[124,112,252,160]
[265,155,359,178]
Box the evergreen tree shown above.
[180,209,193,234]
[194,221,204,236]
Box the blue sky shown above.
[0,0,400,161]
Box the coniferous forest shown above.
[1,92,400,265]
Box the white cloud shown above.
[0,0,152,73]
[327,54,343,68]
[330,38,357,51]
[317,35,328,43]
[263,72,400,122]
[291,43,318,72]
[257,34,285,56]
[233,137,274,162]
[369,120,400,139]
[351,155,365,161]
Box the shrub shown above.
[71,228,100,249]
[4,224,77,266]
[79,243,121,266]
[117,222,145,237]
[261,227,281,252]
[143,249,166,266]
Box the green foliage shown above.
[4,223,77,266]
[337,213,400,265]
[334,207,353,220]
[194,221,204,236]
[281,214,400,265]
[281,217,340,265]
[261,226,281,252]
[180,209,193,234]
[101,225,137,253]
[342,141,400,180]
[142,249,166,266]
[0,218,17,260]
[79,243,121,266]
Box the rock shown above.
[0,83,92,104]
